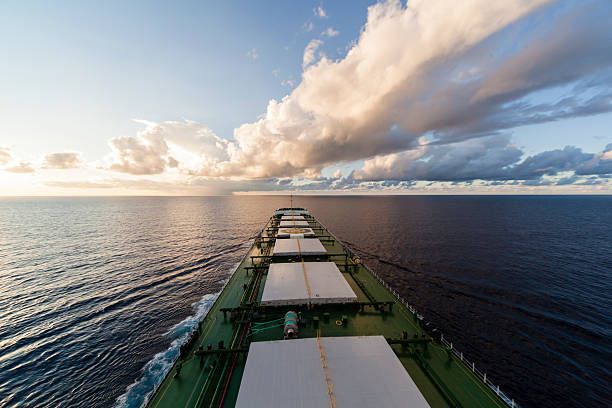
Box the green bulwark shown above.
[146,209,516,408]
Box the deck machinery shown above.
[145,208,518,408]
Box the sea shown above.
[0,196,610,408]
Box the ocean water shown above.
[0,196,610,407]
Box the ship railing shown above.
[438,336,519,407]
[313,215,520,408]
[372,264,520,408]
[368,261,520,408]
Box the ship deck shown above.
[146,211,513,408]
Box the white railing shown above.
[314,216,519,408]
[365,261,520,408]
[438,335,518,407]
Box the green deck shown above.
[145,210,512,408]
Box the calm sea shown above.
[0,196,610,407]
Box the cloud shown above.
[44,180,116,189]
[356,135,522,181]
[5,162,35,174]
[0,147,11,165]
[314,6,327,18]
[281,78,296,88]
[576,143,612,175]
[356,135,612,182]
[303,21,314,32]
[42,152,82,169]
[246,48,258,60]
[508,146,592,180]
[192,0,560,179]
[43,177,285,196]
[322,27,339,37]
[98,0,611,189]
[302,39,323,69]
[105,120,230,176]
[107,133,170,175]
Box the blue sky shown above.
[0,0,611,195]
[0,1,371,155]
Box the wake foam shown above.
[113,255,247,408]
[113,293,217,408]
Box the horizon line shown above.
[1,192,611,198]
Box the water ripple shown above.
[0,196,609,408]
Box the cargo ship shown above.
[145,208,519,408]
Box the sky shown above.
[1,0,611,196]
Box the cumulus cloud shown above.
[187,0,563,179]
[356,136,612,182]
[5,162,35,174]
[0,147,11,165]
[98,0,612,188]
[576,143,612,176]
[105,120,229,176]
[509,146,592,180]
[42,152,82,169]
[356,135,522,181]
[107,132,170,175]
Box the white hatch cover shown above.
[279,220,310,228]
[272,238,326,256]
[274,209,310,216]
[261,261,357,306]
[277,227,315,238]
[235,335,431,408]
[281,215,306,221]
